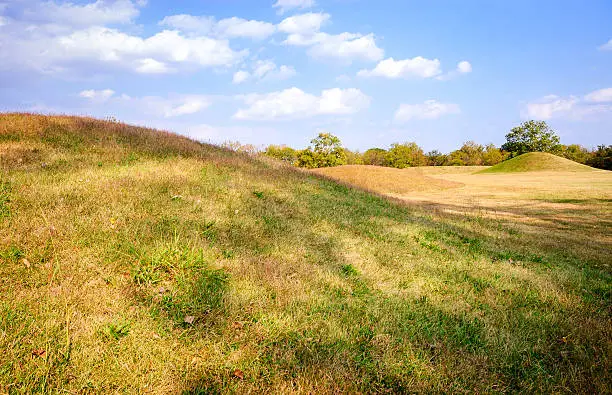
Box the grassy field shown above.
[1,114,610,393]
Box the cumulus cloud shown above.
[525,95,577,120]
[135,58,173,74]
[0,25,246,74]
[524,90,612,120]
[232,60,297,84]
[23,0,140,26]
[79,89,115,100]
[434,60,473,81]
[278,12,329,34]
[273,0,315,15]
[358,57,441,79]
[394,100,460,122]
[233,70,251,84]
[160,14,276,40]
[285,32,383,63]
[598,39,612,51]
[158,14,215,34]
[79,89,211,117]
[234,87,370,120]
[457,60,472,73]
[163,100,209,117]
[584,87,612,103]
[252,60,296,80]
[216,17,276,39]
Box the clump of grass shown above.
[159,269,229,324]
[341,264,359,276]
[130,244,229,324]
[100,320,131,341]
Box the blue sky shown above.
[1,0,611,152]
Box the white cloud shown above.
[525,95,578,120]
[160,15,276,40]
[79,89,115,100]
[24,0,140,26]
[233,60,297,84]
[457,60,472,73]
[524,93,612,120]
[273,0,315,15]
[278,12,329,34]
[234,87,370,120]
[394,100,460,121]
[358,57,441,79]
[233,70,251,84]
[0,16,6,27]
[253,60,296,80]
[79,90,211,117]
[135,58,172,74]
[285,32,384,63]
[0,25,247,74]
[161,96,210,117]
[598,39,612,51]
[214,17,276,40]
[159,14,215,34]
[584,87,612,103]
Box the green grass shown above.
[479,152,597,173]
[0,113,610,393]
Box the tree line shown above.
[257,120,610,170]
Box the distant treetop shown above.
[501,120,560,157]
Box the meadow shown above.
[0,114,610,393]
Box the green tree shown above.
[501,120,561,157]
[362,148,388,166]
[296,132,347,168]
[458,141,485,165]
[558,144,590,164]
[264,145,298,164]
[482,144,504,165]
[425,150,447,166]
[585,145,612,170]
[385,142,427,168]
[296,149,318,168]
[343,148,363,165]
[445,150,466,166]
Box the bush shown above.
[264,145,298,164]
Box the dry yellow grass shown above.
[311,165,463,194]
[317,164,612,270]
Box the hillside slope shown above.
[0,114,610,393]
[479,152,596,173]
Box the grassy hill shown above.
[1,114,610,393]
[479,152,596,173]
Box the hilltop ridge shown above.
[479,152,597,173]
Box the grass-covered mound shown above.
[479,152,596,173]
[311,165,463,194]
[0,113,610,393]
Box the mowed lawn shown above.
[1,114,611,393]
